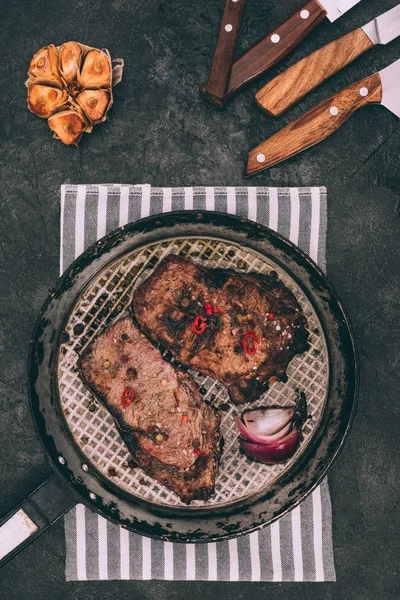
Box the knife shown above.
[201,0,246,107]
[246,59,400,176]
[204,0,362,106]
[256,4,400,116]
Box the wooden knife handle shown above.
[201,0,246,106]
[256,28,374,116]
[247,73,382,176]
[224,0,327,103]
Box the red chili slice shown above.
[193,448,203,456]
[242,332,259,355]
[121,387,135,407]
[204,303,213,315]
[192,315,206,335]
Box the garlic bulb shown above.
[26,42,124,145]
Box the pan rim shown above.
[28,210,358,542]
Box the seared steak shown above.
[78,317,222,504]
[133,255,309,404]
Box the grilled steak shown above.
[78,317,222,504]
[133,255,309,404]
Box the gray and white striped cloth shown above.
[62,184,335,582]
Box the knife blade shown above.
[247,59,400,176]
[207,0,362,106]
[256,4,400,116]
[319,0,362,22]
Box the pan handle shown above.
[0,472,76,569]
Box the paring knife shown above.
[201,0,246,107]
[256,4,400,116]
[203,0,363,106]
[246,59,400,176]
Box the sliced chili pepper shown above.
[181,415,188,423]
[121,387,135,407]
[242,332,259,355]
[192,315,206,335]
[193,448,203,456]
[267,312,275,320]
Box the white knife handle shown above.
[247,73,382,176]
[256,28,374,116]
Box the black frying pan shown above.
[0,211,357,568]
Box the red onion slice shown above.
[242,407,295,437]
[235,415,292,444]
[240,427,302,464]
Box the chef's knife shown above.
[256,4,400,116]
[201,0,246,107]
[247,59,400,176]
[204,0,362,106]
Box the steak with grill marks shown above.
[132,255,309,404]
[78,317,223,504]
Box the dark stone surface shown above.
[0,0,399,597]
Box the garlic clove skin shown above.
[28,45,62,88]
[76,89,112,124]
[78,48,112,89]
[27,84,68,119]
[48,109,87,145]
[59,41,82,85]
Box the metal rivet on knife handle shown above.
[359,87,369,97]
[200,0,246,107]
[301,10,310,19]
[255,28,373,117]
[224,0,329,103]
[247,72,383,176]
[255,3,400,117]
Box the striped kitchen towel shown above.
[62,184,335,582]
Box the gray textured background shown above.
[0,0,399,598]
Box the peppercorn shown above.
[108,467,117,477]
[127,367,137,379]
[180,297,190,308]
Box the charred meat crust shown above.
[133,255,309,404]
[78,317,223,504]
